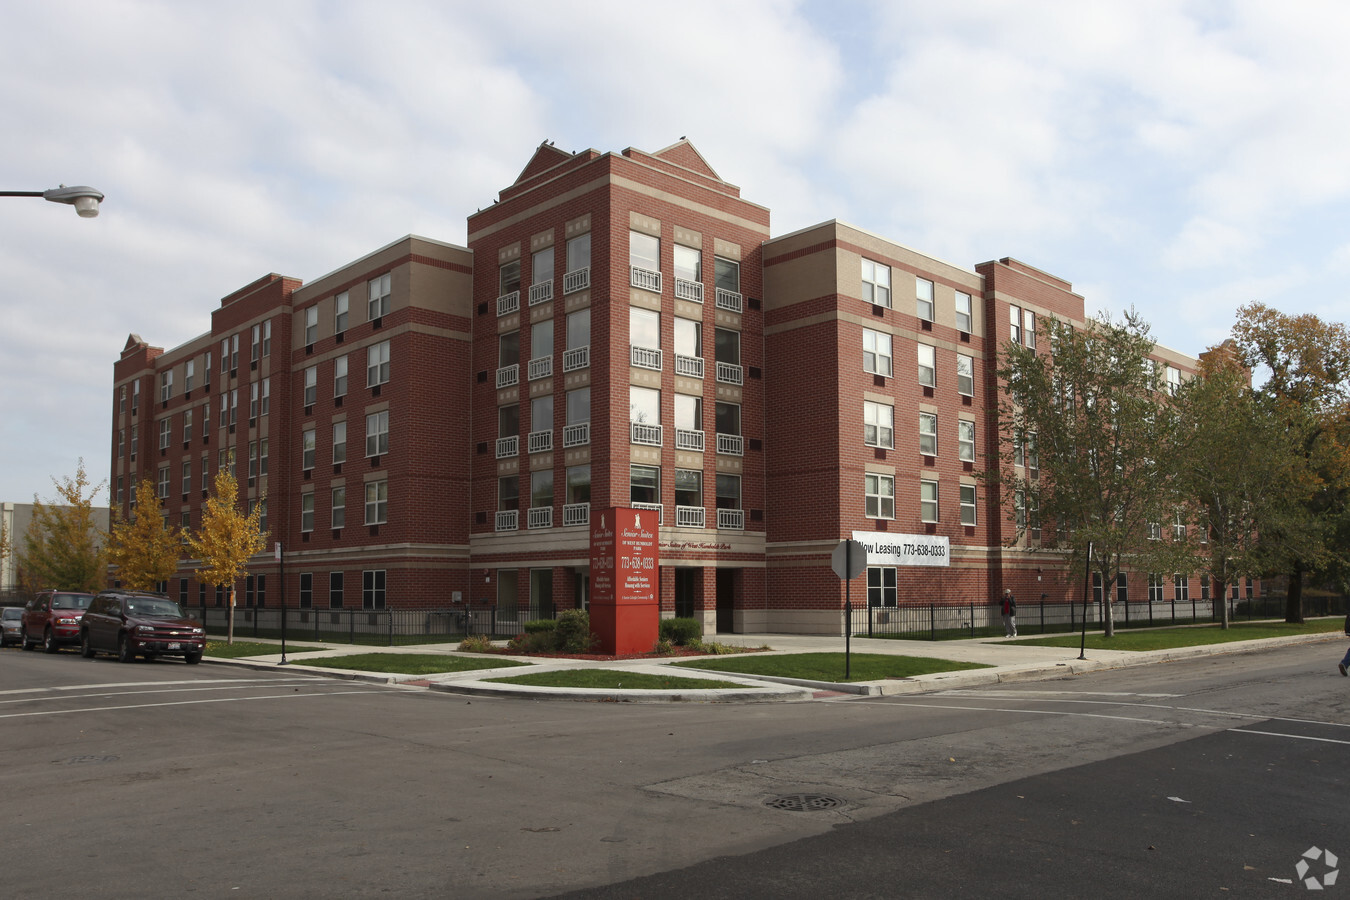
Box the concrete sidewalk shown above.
[205,628,1347,703]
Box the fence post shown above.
[388,610,394,646]
[349,611,355,644]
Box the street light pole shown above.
[1,185,105,217]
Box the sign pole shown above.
[832,539,868,683]
[276,542,288,666]
[1078,541,1093,661]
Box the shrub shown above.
[652,637,674,655]
[522,619,558,635]
[457,634,494,653]
[507,630,557,653]
[555,609,598,653]
[660,617,703,646]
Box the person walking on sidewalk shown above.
[1000,589,1018,638]
[1339,609,1350,676]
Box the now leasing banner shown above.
[851,531,951,567]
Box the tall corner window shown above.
[861,259,891,308]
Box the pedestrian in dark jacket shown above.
[1000,589,1017,638]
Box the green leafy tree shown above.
[18,460,107,593]
[1231,304,1350,621]
[185,469,267,643]
[105,477,183,591]
[1172,345,1315,627]
[995,310,1187,637]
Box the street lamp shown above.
[0,184,105,218]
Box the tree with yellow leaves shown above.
[185,469,267,643]
[18,460,107,593]
[105,477,183,591]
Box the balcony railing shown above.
[497,291,520,317]
[715,288,742,313]
[563,422,590,447]
[495,510,518,532]
[675,505,705,528]
[717,508,744,530]
[715,361,743,385]
[528,355,552,380]
[632,501,663,524]
[527,429,553,454]
[675,428,704,451]
[527,506,553,529]
[717,433,743,456]
[562,345,589,372]
[674,354,704,378]
[675,279,703,303]
[528,280,553,306]
[563,267,589,295]
[495,435,518,459]
[631,421,663,446]
[630,266,661,293]
[630,345,662,370]
[562,502,590,527]
[496,364,519,389]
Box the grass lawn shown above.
[293,653,531,675]
[673,651,991,683]
[205,641,328,659]
[1009,618,1345,652]
[484,670,752,690]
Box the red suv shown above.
[80,591,206,664]
[21,591,94,653]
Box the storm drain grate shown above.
[763,793,847,812]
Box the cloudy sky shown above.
[3,0,1348,504]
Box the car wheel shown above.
[21,631,35,651]
[117,634,136,664]
[43,628,59,653]
[184,651,203,665]
[80,632,96,659]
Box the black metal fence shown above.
[191,605,538,646]
[848,593,1348,641]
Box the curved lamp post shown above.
[0,184,105,218]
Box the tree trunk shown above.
[1101,569,1114,638]
[227,584,235,644]
[1285,566,1305,624]
[1216,578,1230,630]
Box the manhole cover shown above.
[763,793,847,812]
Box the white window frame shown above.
[955,291,972,333]
[367,340,391,387]
[958,420,975,462]
[861,258,891,308]
[333,421,347,464]
[956,354,974,396]
[365,480,388,525]
[865,473,894,519]
[863,400,893,449]
[368,272,391,320]
[920,479,938,523]
[366,410,389,458]
[919,412,937,456]
[960,484,977,525]
[916,277,934,322]
[863,329,892,376]
[918,344,936,387]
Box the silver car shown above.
[0,607,23,647]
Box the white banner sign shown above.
[851,531,950,567]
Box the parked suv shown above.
[80,591,206,664]
[22,591,94,652]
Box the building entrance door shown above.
[715,568,736,634]
[674,568,699,619]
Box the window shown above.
[251,324,262,361]
[300,492,314,532]
[334,355,348,398]
[1014,490,1026,530]
[1174,574,1189,602]
[1026,432,1038,471]
[249,382,260,420]
[630,307,660,350]
[955,291,972,333]
[532,246,554,290]
[916,277,934,322]
[564,308,589,371]
[499,475,519,512]
[958,420,975,462]
[673,243,700,282]
[631,465,660,505]
[185,359,195,392]
[368,272,391,320]
[630,387,661,445]
[257,498,268,533]
[714,327,741,378]
[363,570,386,610]
[231,334,239,370]
[530,469,553,512]
[530,319,552,377]
[630,231,660,285]
[863,329,892,376]
[960,484,977,525]
[675,468,701,510]
[159,418,171,450]
[331,486,345,530]
[565,387,590,446]
[299,573,313,609]
[956,354,974,396]
[865,473,894,519]
[301,428,316,470]
[157,465,170,500]
[918,345,936,387]
[1200,573,1210,600]
[204,352,211,386]
[675,394,701,435]
[715,402,740,454]
[130,424,138,460]
[499,260,521,298]
[334,291,349,334]
[367,340,390,387]
[118,429,125,459]
[329,571,344,609]
[674,317,701,366]
[333,421,346,464]
[1010,305,1022,344]
[863,400,893,448]
[221,339,230,373]
[261,379,271,416]
[861,259,890,308]
[178,411,190,445]
[566,464,590,505]
[259,438,268,476]
[365,480,387,525]
[248,441,257,487]
[529,394,552,448]
[132,380,141,412]
[1173,511,1187,541]
[566,232,590,287]
[160,370,173,402]
[303,366,317,407]
[201,452,210,491]
[1166,365,1181,396]
[181,459,192,496]
[920,479,938,523]
[366,410,389,457]
[716,473,741,511]
[919,412,937,455]
[1023,309,1036,349]
[867,567,897,607]
[119,384,126,415]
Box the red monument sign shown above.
[589,507,659,655]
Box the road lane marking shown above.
[0,681,340,706]
[0,689,388,719]
[1228,728,1350,746]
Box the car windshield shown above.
[2,608,21,620]
[52,594,92,610]
[124,599,186,618]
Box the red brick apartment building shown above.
[111,139,1210,635]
